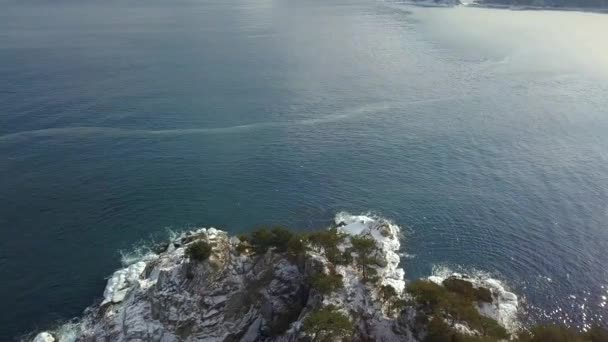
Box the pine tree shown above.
[303,306,352,342]
[350,235,378,282]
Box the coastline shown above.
[31,213,521,342]
[402,0,608,14]
[466,2,608,14]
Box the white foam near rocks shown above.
[428,266,520,333]
[335,212,375,235]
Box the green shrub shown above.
[424,317,455,342]
[324,246,343,265]
[303,306,352,342]
[268,226,293,252]
[308,228,345,250]
[478,316,509,340]
[350,235,377,253]
[249,228,273,254]
[392,298,409,315]
[442,278,493,303]
[308,228,346,265]
[379,284,407,315]
[441,294,504,338]
[340,249,354,265]
[380,284,398,302]
[441,293,480,327]
[443,278,476,299]
[408,280,449,309]
[186,240,212,262]
[424,317,506,342]
[237,234,250,243]
[309,272,343,295]
[235,242,249,255]
[286,235,307,258]
[248,226,294,255]
[408,280,507,340]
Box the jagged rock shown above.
[32,213,518,342]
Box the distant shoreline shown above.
[466,2,608,14]
[403,0,608,14]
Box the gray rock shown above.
[32,215,518,342]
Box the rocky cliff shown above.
[32,213,518,342]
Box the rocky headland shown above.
[32,213,604,342]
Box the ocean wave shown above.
[118,227,185,267]
[334,211,407,235]
[119,245,158,267]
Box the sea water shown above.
[1,0,607,339]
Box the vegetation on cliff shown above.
[407,278,607,342]
[309,272,344,295]
[235,225,608,342]
[303,306,353,342]
[185,240,212,262]
[408,279,509,341]
[33,220,608,342]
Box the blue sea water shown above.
[1,0,608,339]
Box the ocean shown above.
[1,0,607,339]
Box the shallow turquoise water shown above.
[1,0,607,339]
